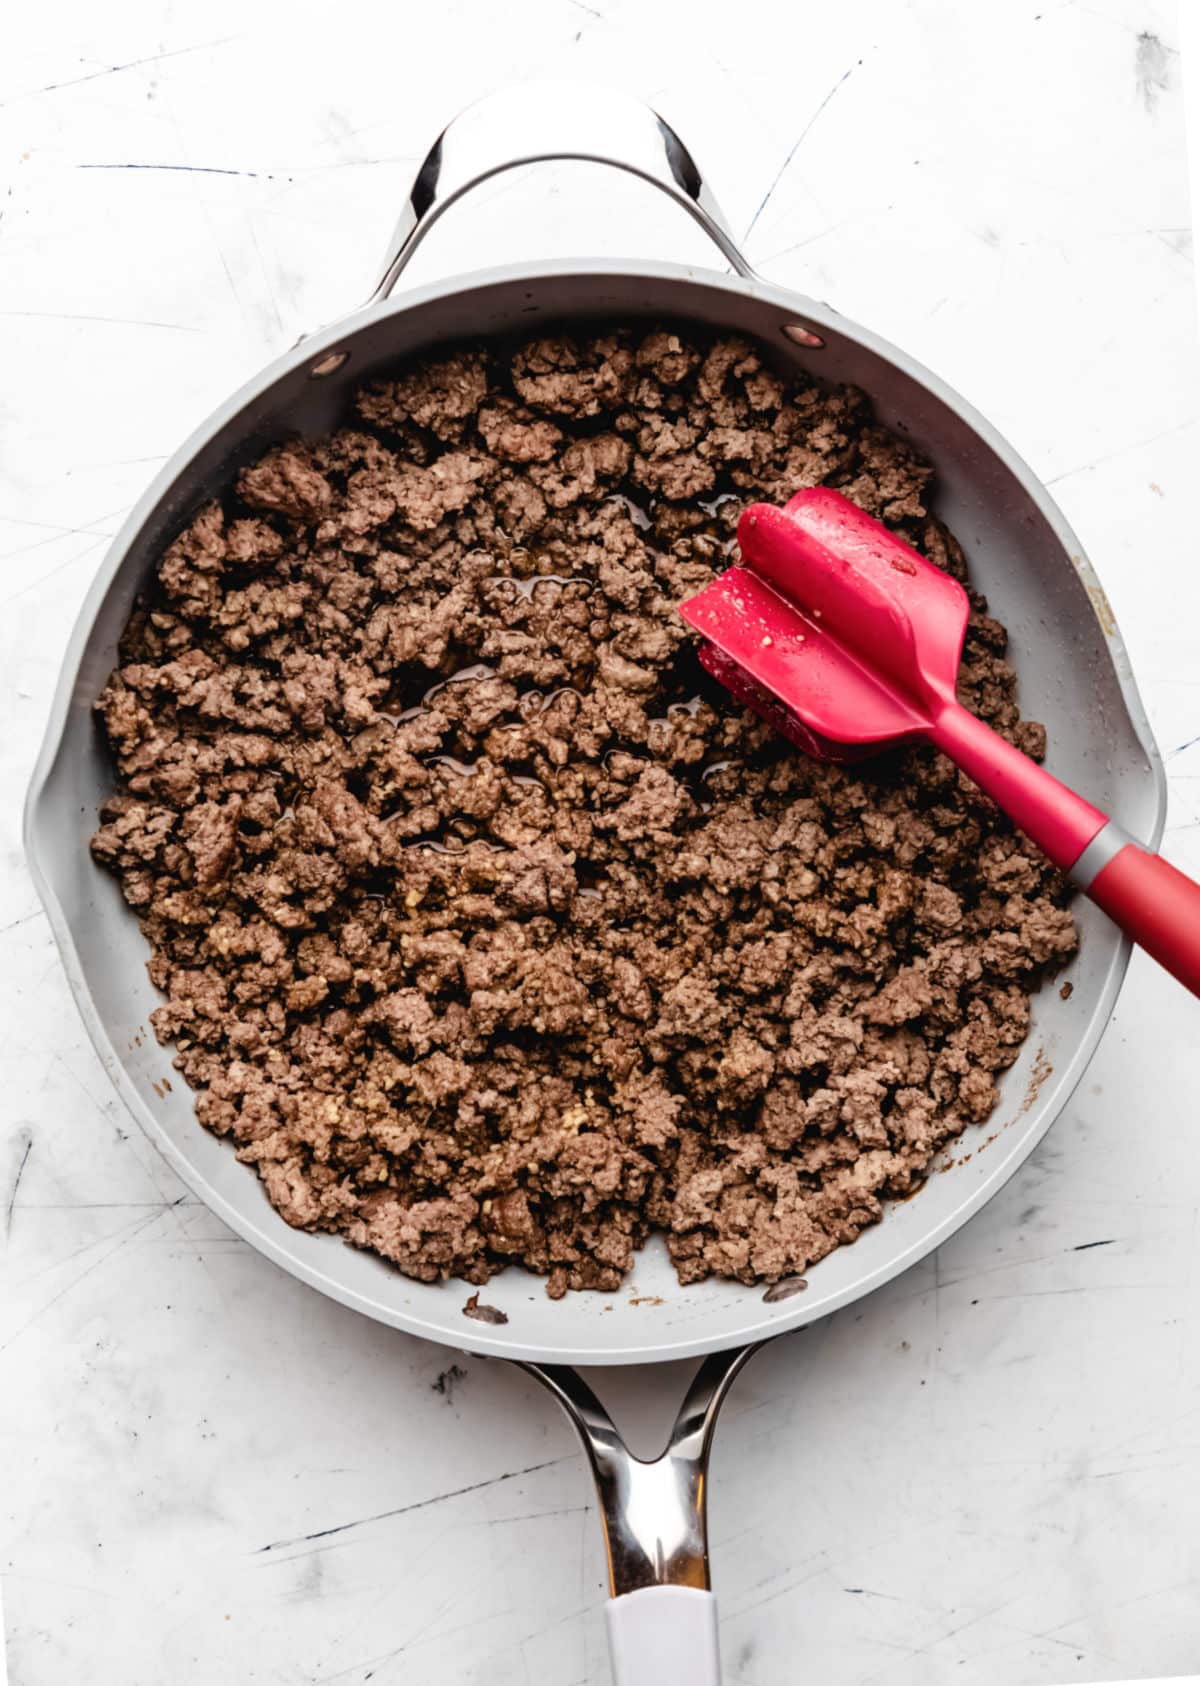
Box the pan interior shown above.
[25,261,1164,1362]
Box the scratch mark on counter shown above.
[274,155,418,176]
[1044,414,1199,485]
[0,1205,170,1352]
[253,1454,574,1554]
[6,1129,33,1237]
[0,311,199,332]
[18,1201,201,1210]
[249,224,284,336]
[1,521,119,562]
[567,0,604,16]
[488,1504,590,1526]
[307,1594,460,1683]
[1073,1238,1116,1251]
[1,512,100,536]
[988,1285,1099,1301]
[78,163,282,180]
[12,1190,173,1291]
[74,455,170,471]
[728,1557,831,1620]
[938,1236,1124,1288]
[0,909,41,936]
[744,60,862,243]
[1,501,140,539]
[156,89,244,315]
[755,216,863,269]
[0,496,133,560]
[1153,228,1192,261]
[0,535,111,610]
[2,1568,117,1601]
[3,37,240,106]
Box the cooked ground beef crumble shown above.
[91,326,1077,1298]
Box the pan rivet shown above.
[782,323,825,349]
[310,350,350,378]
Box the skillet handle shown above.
[523,1345,761,1686]
[367,80,757,304]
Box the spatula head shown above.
[679,487,970,758]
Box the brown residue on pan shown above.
[937,1149,970,1171]
[1086,582,1117,637]
[893,1178,930,1202]
[763,1275,808,1303]
[939,1043,1054,1167]
[1020,1046,1054,1116]
[629,1294,665,1307]
[463,1292,509,1326]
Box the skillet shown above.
[23,82,1166,1683]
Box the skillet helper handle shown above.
[931,703,1200,998]
[606,1586,721,1686]
[367,79,756,304]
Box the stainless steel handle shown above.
[523,1345,761,1596]
[367,80,758,305]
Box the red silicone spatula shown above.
[679,486,1200,997]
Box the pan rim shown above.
[23,256,1168,1362]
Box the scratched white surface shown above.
[2,2,1199,1683]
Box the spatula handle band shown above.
[1086,842,1200,996]
[930,701,1108,871]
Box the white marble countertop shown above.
[2,2,1199,1681]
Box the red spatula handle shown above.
[930,701,1108,870]
[1087,844,1200,996]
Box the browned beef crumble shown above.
[91,326,1077,1298]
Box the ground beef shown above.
[91,326,1077,1298]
